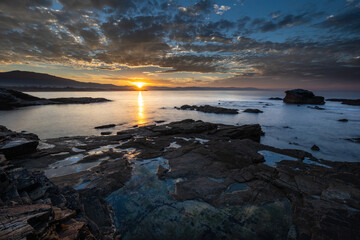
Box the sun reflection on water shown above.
[137,91,145,125]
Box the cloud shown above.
[0,0,359,88]
[214,4,231,15]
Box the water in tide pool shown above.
[0,90,359,162]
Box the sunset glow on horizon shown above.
[132,82,146,89]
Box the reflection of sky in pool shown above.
[258,150,298,167]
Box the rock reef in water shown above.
[269,97,283,100]
[94,124,116,129]
[327,98,360,106]
[2,119,360,240]
[176,104,238,114]
[283,89,325,105]
[243,108,263,113]
[0,88,110,110]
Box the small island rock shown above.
[283,89,325,105]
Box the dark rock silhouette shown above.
[95,124,116,129]
[327,98,360,106]
[243,108,263,113]
[307,106,325,110]
[0,88,110,110]
[283,89,325,105]
[269,97,282,100]
[176,105,238,114]
[311,144,320,151]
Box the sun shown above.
[132,82,146,89]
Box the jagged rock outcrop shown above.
[283,89,325,105]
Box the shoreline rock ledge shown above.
[283,89,325,105]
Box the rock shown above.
[283,89,325,105]
[338,119,349,122]
[269,97,282,100]
[49,97,110,104]
[0,126,39,158]
[211,124,264,142]
[150,119,217,135]
[155,120,165,124]
[327,98,360,106]
[176,104,238,114]
[307,106,325,110]
[0,139,39,158]
[311,144,320,151]
[345,138,360,143]
[156,165,168,179]
[243,108,263,113]
[0,88,110,110]
[100,132,112,136]
[0,151,118,239]
[94,124,116,129]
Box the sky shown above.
[0,0,359,90]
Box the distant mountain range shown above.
[0,70,133,91]
[0,70,261,91]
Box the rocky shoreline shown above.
[0,88,110,110]
[1,120,359,239]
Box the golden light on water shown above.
[137,91,145,124]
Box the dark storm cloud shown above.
[0,0,359,86]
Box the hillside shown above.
[0,70,126,90]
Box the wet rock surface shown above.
[0,88,110,110]
[327,98,360,106]
[175,104,238,114]
[3,119,360,240]
[0,153,118,240]
[283,89,325,105]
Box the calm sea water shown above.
[0,90,359,162]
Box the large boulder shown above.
[0,126,39,158]
[283,89,325,105]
